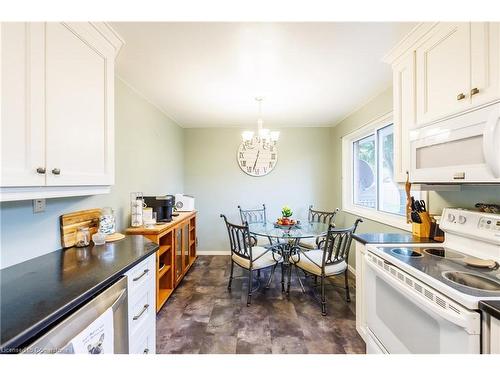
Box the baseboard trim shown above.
[196,250,231,256]
[348,264,356,276]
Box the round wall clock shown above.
[237,142,278,177]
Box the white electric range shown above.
[364,208,500,354]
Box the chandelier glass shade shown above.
[241,97,280,149]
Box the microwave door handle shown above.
[364,258,476,333]
[483,108,500,178]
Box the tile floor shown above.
[156,256,366,354]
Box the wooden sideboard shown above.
[126,211,197,312]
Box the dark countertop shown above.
[479,300,500,320]
[0,235,158,352]
[352,232,442,245]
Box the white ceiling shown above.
[111,22,416,128]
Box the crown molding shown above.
[90,22,125,57]
[382,22,438,65]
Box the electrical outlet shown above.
[33,199,46,213]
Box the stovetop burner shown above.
[423,248,465,259]
[390,248,423,258]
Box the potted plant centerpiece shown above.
[276,205,297,227]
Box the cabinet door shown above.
[45,22,114,186]
[392,52,415,182]
[174,228,183,285]
[470,22,500,107]
[416,23,470,126]
[183,223,190,272]
[1,23,45,186]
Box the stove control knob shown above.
[458,215,466,224]
[448,213,456,222]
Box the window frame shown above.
[342,112,425,231]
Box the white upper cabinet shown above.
[385,22,500,184]
[470,22,500,107]
[0,22,123,200]
[45,23,115,186]
[415,23,471,126]
[1,23,45,187]
[392,52,415,182]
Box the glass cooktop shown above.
[376,246,500,297]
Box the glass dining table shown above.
[247,220,330,294]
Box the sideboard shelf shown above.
[126,211,197,312]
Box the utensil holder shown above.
[412,212,432,238]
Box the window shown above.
[343,114,422,230]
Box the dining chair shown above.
[238,204,275,246]
[290,218,363,316]
[299,206,340,250]
[220,214,283,306]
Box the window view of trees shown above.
[353,124,405,216]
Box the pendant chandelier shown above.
[241,97,279,149]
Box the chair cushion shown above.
[232,246,282,270]
[290,250,347,276]
[299,237,319,250]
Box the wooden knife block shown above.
[412,212,432,238]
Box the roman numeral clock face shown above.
[237,142,278,177]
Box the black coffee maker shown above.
[143,195,175,222]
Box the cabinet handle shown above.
[132,269,149,282]
[51,168,61,175]
[143,348,149,354]
[36,167,46,174]
[470,87,480,96]
[456,93,466,100]
[133,304,149,320]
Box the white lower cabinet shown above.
[491,317,500,354]
[125,253,156,354]
[355,241,367,341]
[483,314,500,354]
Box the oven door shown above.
[410,102,500,183]
[364,251,480,354]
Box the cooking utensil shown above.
[105,232,125,242]
[405,172,412,224]
[415,200,426,212]
[60,209,101,248]
[463,257,498,269]
[411,211,422,223]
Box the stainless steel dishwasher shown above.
[23,276,128,354]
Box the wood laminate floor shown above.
[156,256,366,354]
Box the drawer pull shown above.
[51,168,61,175]
[133,269,149,282]
[36,167,46,174]
[470,87,480,96]
[143,348,149,354]
[456,93,466,100]
[133,304,149,320]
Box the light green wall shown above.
[330,87,500,268]
[0,78,184,268]
[184,127,334,254]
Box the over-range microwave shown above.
[410,102,500,184]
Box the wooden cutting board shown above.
[60,209,102,248]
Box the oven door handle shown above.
[365,258,479,334]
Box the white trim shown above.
[348,264,356,276]
[382,23,438,65]
[341,112,420,232]
[344,205,411,232]
[0,185,111,202]
[115,75,185,128]
[331,88,393,128]
[197,250,230,256]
